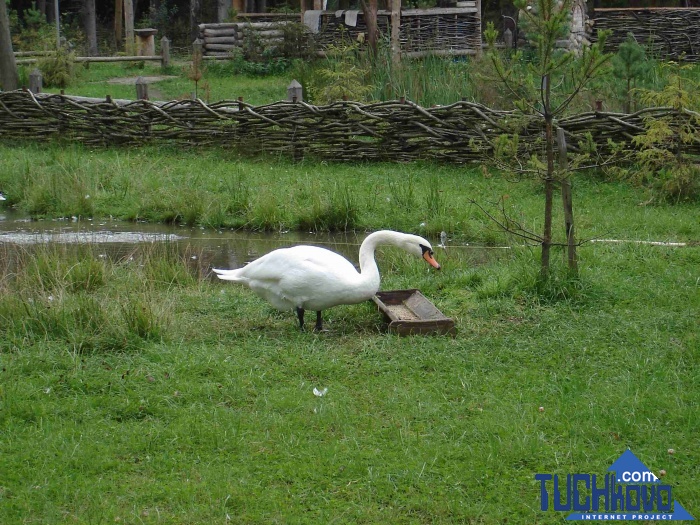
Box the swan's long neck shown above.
[357,231,405,293]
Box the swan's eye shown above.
[420,244,433,256]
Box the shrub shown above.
[306,39,372,104]
[37,46,76,88]
[622,61,700,202]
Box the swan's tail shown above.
[212,268,244,281]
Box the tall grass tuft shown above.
[0,242,192,353]
[297,183,359,232]
[26,244,107,293]
[247,190,290,231]
[369,47,473,105]
[137,242,201,288]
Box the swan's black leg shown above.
[314,311,324,332]
[296,307,305,331]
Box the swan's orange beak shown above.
[423,250,441,270]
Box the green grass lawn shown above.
[28,61,293,105]
[0,142,698,523]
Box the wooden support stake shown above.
[135,76,148,100]
[287,79,303,102]
[557,127,577,273]
[29,68,43,93]
[391,0,401,65]
[161,36,171,68]
[504,28,513,49]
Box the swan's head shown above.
[402,234,441,270]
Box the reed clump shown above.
[0,242,202,353]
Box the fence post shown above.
[161,36,171,68]
[391,0,401,65]
[504,28,513,49]
[193,38,203,64]
[136,76,149,100]
[29,69,43,93]
[287,80,303,102]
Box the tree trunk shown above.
[360,0,379,56]
[542,136,554,278]
[190,0,201,44]
[217,0,229,22]
[37,0,47,18]
[83,0,99,56]
[115,0,123,51]
[47,0,55,23]
[0,0,19,91]
[124,0,135,54]
[541,73,554,278]
[557,127,577,273]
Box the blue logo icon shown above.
[535,449,695,521]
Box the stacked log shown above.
[199,21,293,57]
[591,8,700,62]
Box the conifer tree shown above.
[485,0,610,277]
[611,33,650,113]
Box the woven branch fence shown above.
[591,8,700,62]
[1,90,699,162]
[199,7,482,59]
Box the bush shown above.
[37,46,76,88]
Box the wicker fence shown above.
[591,8,700,62]
[199,6,482,59]
[1,90,699,162]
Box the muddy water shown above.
[0,208,367,274]
[0,208,502,275]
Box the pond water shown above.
[0,208,503,275]
[0,208,368,272]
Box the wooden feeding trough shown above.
[372,289,455,336]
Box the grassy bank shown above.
[1,143,698,244]
[0,142,698,523]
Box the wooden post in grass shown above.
[135,76,148,100]
[29,68,42,93]
[124,0,135,55]
[161,36,170,68]
[287,80,302,102]
[557,127,577,273]
[504,28,513,49]
[391,0,401,65]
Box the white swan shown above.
[213,230,441,331]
